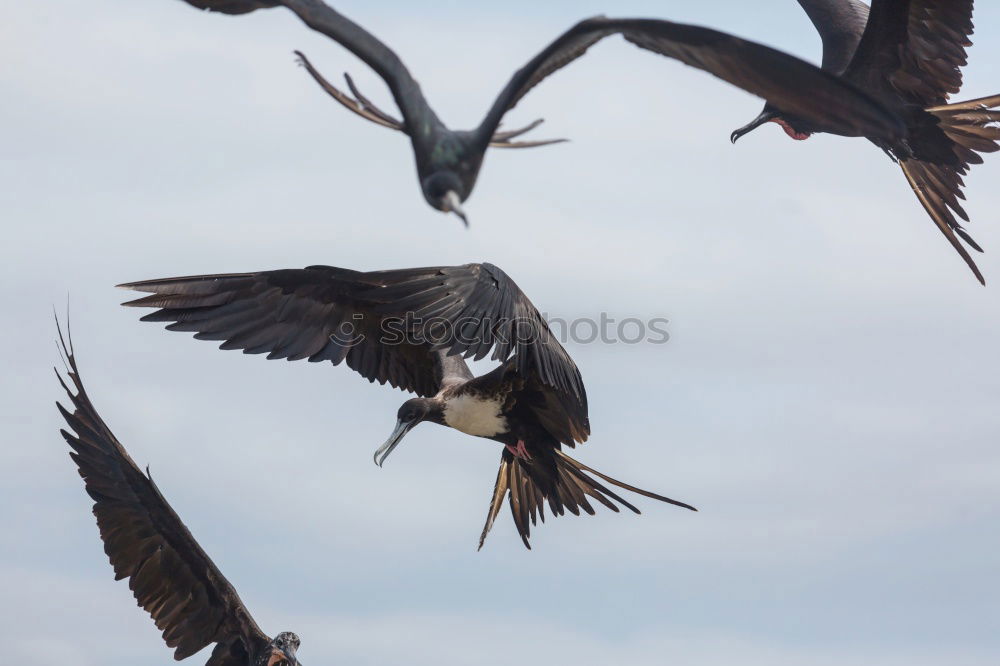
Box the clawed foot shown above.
[505,440,532,460]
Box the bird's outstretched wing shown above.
[54,320,271,663]
[181,0,280,14]
[843,0,974,107]
[278,0,439,135]
[796,0,871,74]
[180,0,437,135]
[293,51,564,148]
[120,267,445,397]
[120,263,583,403]
[357,263,586,402]
[614,17,905,141]
[479,15,905,145]
[474,17,621,147]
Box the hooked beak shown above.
[373,418,418,467]
[442,190,469,227]
[268,646,299,666]
[730,109,778,144]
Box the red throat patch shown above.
[772,118,812,141]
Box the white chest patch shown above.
[443,394,509,437]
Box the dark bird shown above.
[730,0,1000,284]
[54,321,302,666]
[176,0,904,224]
[120,263,696,548]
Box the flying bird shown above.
[176,0,904,224]
[120,263,697,548]
[55,322,302,666]
[730,0,999,284]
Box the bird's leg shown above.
[505,440,532,460]
[489,118,568,149]
[293,50,404,132]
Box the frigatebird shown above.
[731,0,999,284]
[177,0,905,224]
[119,263,697,548]
[55,322,302,666]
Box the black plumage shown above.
[175,1,904,224]
[120,263,696,548]
[731,0,999,284]
[54,321,301,666]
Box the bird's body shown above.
[441,391,509,439]
[120,262,695,548]
[176,0,904,224]
[731,0,999,284]
[54,321,301,666]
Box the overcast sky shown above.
[3,1,1000,664]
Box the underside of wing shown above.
[796,0,870,74]
[120,267,443,397]
[477,16,620,143]
[54,323,269,660]
[358,263,586,402]
[615,17,904,140]
[180,0,280,14]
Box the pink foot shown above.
[505,440,532,460]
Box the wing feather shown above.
[54,322,270,662]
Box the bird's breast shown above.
[442,394,509,438]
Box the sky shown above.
[2,1,1000,664]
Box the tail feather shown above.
[477,448,695,550]
[901,94,1000,284]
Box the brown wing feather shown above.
[845,0,974,107]
[54,322,270,662]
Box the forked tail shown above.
[478,448,696,550]
[902,94,1000,284]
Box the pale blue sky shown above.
[2,1,999,664]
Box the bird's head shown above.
[265,632,300,666]
[373,397,445,467]
[731,104,812,143]
[422,171,469,227]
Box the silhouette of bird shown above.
[731,0,999,284]
[120,263,697,548]
[54,321,302,666]
[176,1,904,224]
